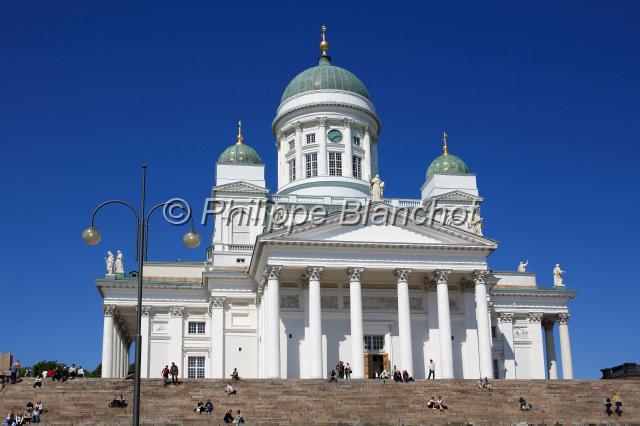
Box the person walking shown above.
[10,362,19,384]
[161,365,170,386]
[427,359,435,379]
[170,362,179,385]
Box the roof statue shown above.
[553,264,565,288]
[105,251,114,275]
[518,260,529,272]
[369,174,384,201]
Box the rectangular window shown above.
[187,356,205,379]
[288,159,296,182]
[352,156,362,179]
[305,133,316,144]
[328,152,342,176]
[363,335,385,351]
[492,359,500,379]
[188,321,206,334]
[352,136,361,147]
[288,140,295,152]
[305,153,318,178]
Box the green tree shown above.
[90,363,102,378]
[31,360,61,377]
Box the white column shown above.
[462,288,480,379]
[317,117,328,176]
[363,126,372,181]
[140,306,151,378]
[426,285,441,377]
[543,319,558,379]
[101,305,115,378]
[293,121,303,180]
[123,338,129,376]
[306,266,324,378]
[170,306,184,378]
[473,271,493,379]
[395,269,414,376]
[497,312,515,379]
[529,312,546,379]
[343,119,353,178]
[347,267,365,379]
[277,132,285,188]
[558,313,573,379]
[434,269,454,379]
[114,324,121,378]
[265,265,282,378]
[210,297,226,378]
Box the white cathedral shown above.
[96,28,575,382]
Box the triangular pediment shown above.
[212,181,269,194]
[261,203,496,248]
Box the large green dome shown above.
[217,143,262,165]
[426,153,469,179]
[281,56,370,104]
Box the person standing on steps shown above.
[161,365,170,386]
[613,392,623,417]
[170,362,179,385]
[428,359,435,379]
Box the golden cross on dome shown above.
[320,25,329,56]
[236,120,243,145]
[442,130,448,156]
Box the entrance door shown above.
[365,353,389,378]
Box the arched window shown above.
[230,209,251,245]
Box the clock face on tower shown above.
[327,129,343,143]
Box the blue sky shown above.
[1,1,638,378]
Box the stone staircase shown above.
[1,378,639,425]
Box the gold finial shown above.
[320,25,329,56]
[442,130,448,156]
[236,120,243,145]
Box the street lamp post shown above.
[82,165,200,426]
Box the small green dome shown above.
[281,56,370,104]
[217,143,262,165]
[426,154,469,179]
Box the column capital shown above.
[266,265,282,280]
[472,270,490,285]
[347,267,365,282]
[305,266,324,281]
[140,305,152,316]
[170,306,185,317]
[316,116,327,127]
[497,312,514,323]
[528,312,543,323]
[558,313,570,325]
[394,268,412,282]
[103,304,117,317]
[433,269,452,285]
[208,296,226,316]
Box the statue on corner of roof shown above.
[468,207,483,236]
[518,260,528,273]
[369,174,384,201]
[115,250,124,274]
[105,251,115,275]
[553,264,565,288]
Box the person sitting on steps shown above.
[223,409,234,424]
[194,401,204,413]
[233,409,245,424]
[204,400,213,414]
[435,396,448,413]
[427,396,436,410]
[231,368,240,381]
[328,369,337,382]
[477,377,491,391]
[225,382,237,395]
[519,397,532,411]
